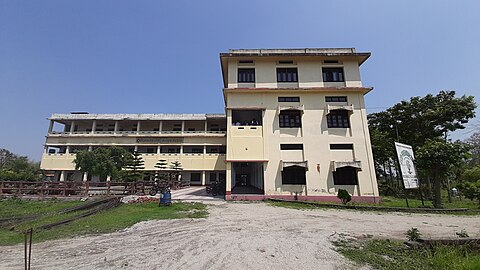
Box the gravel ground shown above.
[0,202,478,270]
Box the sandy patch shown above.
[0,202,478,270]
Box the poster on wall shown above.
[394,142,419,189]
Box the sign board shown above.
[394,142,419,189]
[136,138,184,144]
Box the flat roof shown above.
[49,113,226,121]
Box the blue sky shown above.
[0,0,479,161]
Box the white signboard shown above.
[394,142,419,189]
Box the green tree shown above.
[74,147,131,181]
[416,139,470,208]
[368,91,476,149]
[170,160,183,187]
[154,159,168,181]
[124,151,145,181]
[368,91,477,203]
[0,148,42,181]
[465,131,480,166]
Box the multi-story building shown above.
[41,48,379,202]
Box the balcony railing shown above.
[48,130,226,136]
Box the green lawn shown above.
[0,198,207,245]
[334,238,480,270]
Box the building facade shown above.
[40,48,379,202]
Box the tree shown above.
[74,147,131,181]
[124,151,145,181]
[0,148,42,181]
[465,131,480,166]
[416,139,470,208]
[170,160,183,187]
[154,159,168,181]
[368,91,477,205]
[459,181,480,207]
[368,91,476,149]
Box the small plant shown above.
[337,189,352,205]
[406,227,421,241]
[456,229,469,238]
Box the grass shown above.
[0,198,207,245]
[0,198,84,218]
[268,195,480,215]
[333,238,480,270]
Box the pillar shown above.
[181,121,185,133]
[106,176,111,182]
[204,120,208,133]
[136,121,141,134]
[201,171,206,186]
[82,172,88,182]
[88,146,93,151]
[66,146,70,154]
[70,121,75,134]
[91,120,96,134]
[159,121,163,134]
[59,171,65,182]
[114,121,119,134]
[157,145,161,154]
[226,163,232,195]
[48,120,54,133]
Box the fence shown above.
[0,181,159,197]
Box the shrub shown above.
[406,227,421,241]
[337,189,352,205]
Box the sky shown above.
[0,0,479,161]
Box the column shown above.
[59,171,65,182]
[106,176,111,182]
[225,163,232,196]
[136,121,141,134]
[181,121,185,133]
[69,121,75,134]
[91,120,96,134]
[204,120,208,133]
[88,146,93,151]
[66,146,70,154]
[48,120,54,133]
[156,145,161,154]
[82,172,88,182]
[201,171,206,186]
[159,121,163,134]
[114,121,119,134]
[134,145,138,152]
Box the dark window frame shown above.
[280,144,304,150]
[276,68,298,82]
[330,144,353,150]
[333,167,358,185]
[279,110,302,128]
[282,166,306,185]
[238,68,255,83]
[325,96,347,102]
[327,110,350,128]
[278,97,300,102]
[322,67,345,82]
[190,173,201,182]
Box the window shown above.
[333,167,358,185]
[183,146,204,154]
[278,97,300,102]
[280,144,303,150]
[330,144,353,150]
[282,166,306,185]
[191,173,201,182]
[206,146,226,154]
[324,60,339,64]
[322,68,344,82]
[279,110,302,128]
[278,60,294,64]
[325,96,347,102]
[327,110,350,128]
[238,68,255,83]
[160,146,180,154]
[277,68,298,82]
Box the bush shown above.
[337,189,352,205]
[406,227,421,241]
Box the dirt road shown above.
[1,202,478,270]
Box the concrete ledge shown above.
[225,195,380,204]
[267,198,472,213]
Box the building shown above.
[40,48,379,202]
